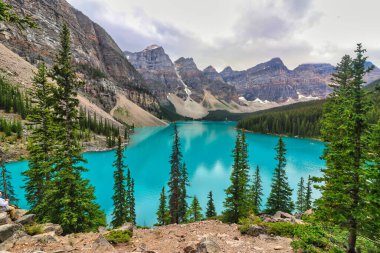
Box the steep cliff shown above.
[0,0,161,116]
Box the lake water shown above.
[5,121,325,226]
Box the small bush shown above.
[239,214,262,234]
[25,224,44,236]
[104,230,132,244]
[264,222,300,237]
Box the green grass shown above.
[104,230,132,244]
[24,224,44,236]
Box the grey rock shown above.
[0,224,23,242]
[0,230,29,251]
[273,211,293,219]
[92,235,116,253]
[33,232,57,244]
[15,214,35,225]
[196,238,221,253]
[41,223,63,236]
[246,225,266,237]
[116,222,134,233]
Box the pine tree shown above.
[111,136,128,228]
[42,24,106,233]
[206,191,217,218]
[223,132,251,223]
[156,187,170,225]
[266,136,294,214]
[0,149,18,205]
[315,44,374,252]
[304,176,312,210]
[24,63,57,214]
[187,196,203,222]
[296,177,305,213]
[178,162,189,223]
[251,166,263,214]
[126,168,136,224]
[168,124,182,224]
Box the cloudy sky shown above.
[67,0,380,71]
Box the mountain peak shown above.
[143,44,163,52]
[203,65,218,73]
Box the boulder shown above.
[196,238,220,253]
[15,214,35,225]
[98,226,108,234]
[0,230,29,251]
[116,222,133,233]
[92,235,116,253]
[245,225,266,237]
[0,213,8,225]
[13,209,28,220]
[41,223,63,236]
[273,211,293,219]
[33,232,57,244]
[0,224,23,242]
[304,209,314,216]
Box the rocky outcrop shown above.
[174,57,238,103]
[1,0,160,115]
[124,45,185,100]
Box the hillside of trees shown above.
[237,82,379,138]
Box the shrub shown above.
[239,214,262,234]
[25,224,44,236]
[104,230,132,244]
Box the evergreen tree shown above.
[266,137,294,214]
[296,177,305,213]
[251,165,263,214]
[206,191,217,218]
[111,136,128,228]
[0,0,36,29]
[304,176,312,210]
[126,169,136,224]
[0,149,18,205]
[187,196,203,222]
[178,162,189,223]
[315,44,374,252]
[24,63,57,214]
[42,24,106,233]
[168,124,182,224]
[223,132,251,223]
[156,187,170,225]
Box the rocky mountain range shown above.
[1,0,380,121]
[0,0,164,127]
[125,44,380,118]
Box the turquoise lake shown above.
[5,121,325,226]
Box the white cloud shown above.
[67,0,380,70]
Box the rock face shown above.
[174,57,238,103]
[221,58,380,102]
[0,224,23,242]
[125,45,185,100]
[1,0,160,116]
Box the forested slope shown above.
[237,82,379,138]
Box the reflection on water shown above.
[5,121,325,226]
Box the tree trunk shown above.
[347,220,357,253]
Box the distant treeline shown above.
[0,78,30,119]
[237,100,324,138]
[237,82,380,138]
